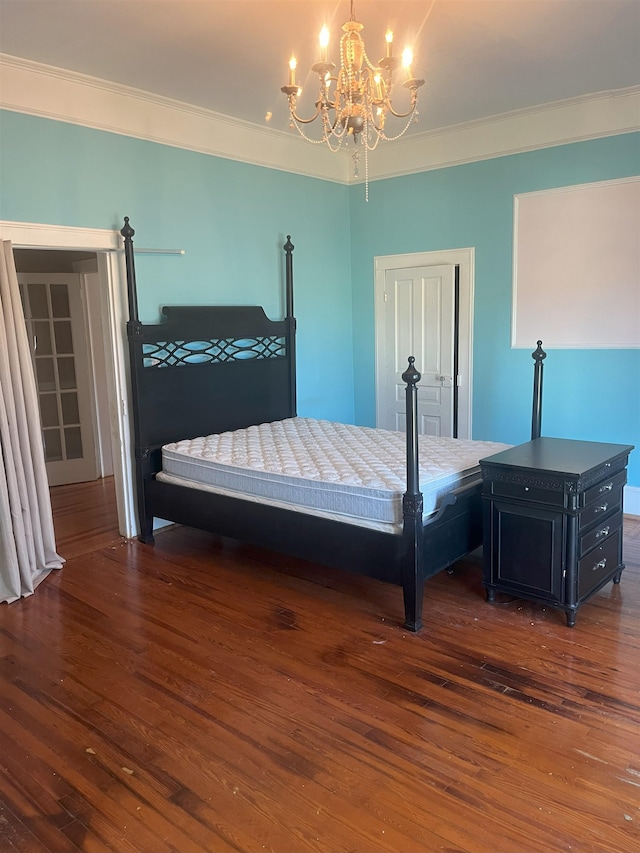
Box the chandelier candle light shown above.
[281,0,424,199]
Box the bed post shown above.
[122,216,139,326]
[283,235,297,417]
[401,357,425,632]
[121,217,155,543]
[531,340,546,440]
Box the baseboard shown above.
[624,485,640,517]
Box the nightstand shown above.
[480,438,634,626]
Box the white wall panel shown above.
[512,178,640,348]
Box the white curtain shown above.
[0,240,63,602]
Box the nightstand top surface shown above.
[480,437,634,477]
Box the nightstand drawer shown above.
[577,529,622,599]
[579,488,623,531]
[578,510,623,558]
[583,470,627,507]
[487,480,565,507]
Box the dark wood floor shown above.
[1,477,639,853]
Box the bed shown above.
[121,217,547,631]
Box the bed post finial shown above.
[121,215,135,241]
[531,340,546,440]
[402,356,420,387]
[121,216,140,326]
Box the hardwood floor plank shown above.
[0,799,54,853]
[50,477,123,559]
[0,481,638,852]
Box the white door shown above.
[19,273,99,486]
[377,264,456,436]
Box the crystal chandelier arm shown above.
[386,82,424,119]
[282,67,345,125]
[385,101,417,120]
[289,103,324,124]
[281,88,323,124]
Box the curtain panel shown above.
[0,240,63,602]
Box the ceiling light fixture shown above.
[281,0,424,200]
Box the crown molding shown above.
[364,87,640,182]
[1,54,638,185]
[0,54,350,184]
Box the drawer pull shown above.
[596,526,610,539]
[594,503,609,514]
[599,482,613,493]
[593,558,607,572]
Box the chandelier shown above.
[281,0,424,197]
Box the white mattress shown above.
[158,418,509,531]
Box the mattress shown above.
[157,418,510,531]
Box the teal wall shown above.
[0,111,354,422]
[349,134,640,487]
[1,111,638,486]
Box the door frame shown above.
[0,219,136,537]
[374,248,474,440]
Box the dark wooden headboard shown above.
[121,217,297,475]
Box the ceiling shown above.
[1,0,639,140]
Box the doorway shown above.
[374,248,474,440]
[14,249,117,533]
[1,219,136,539]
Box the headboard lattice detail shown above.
[142,336,286,368]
